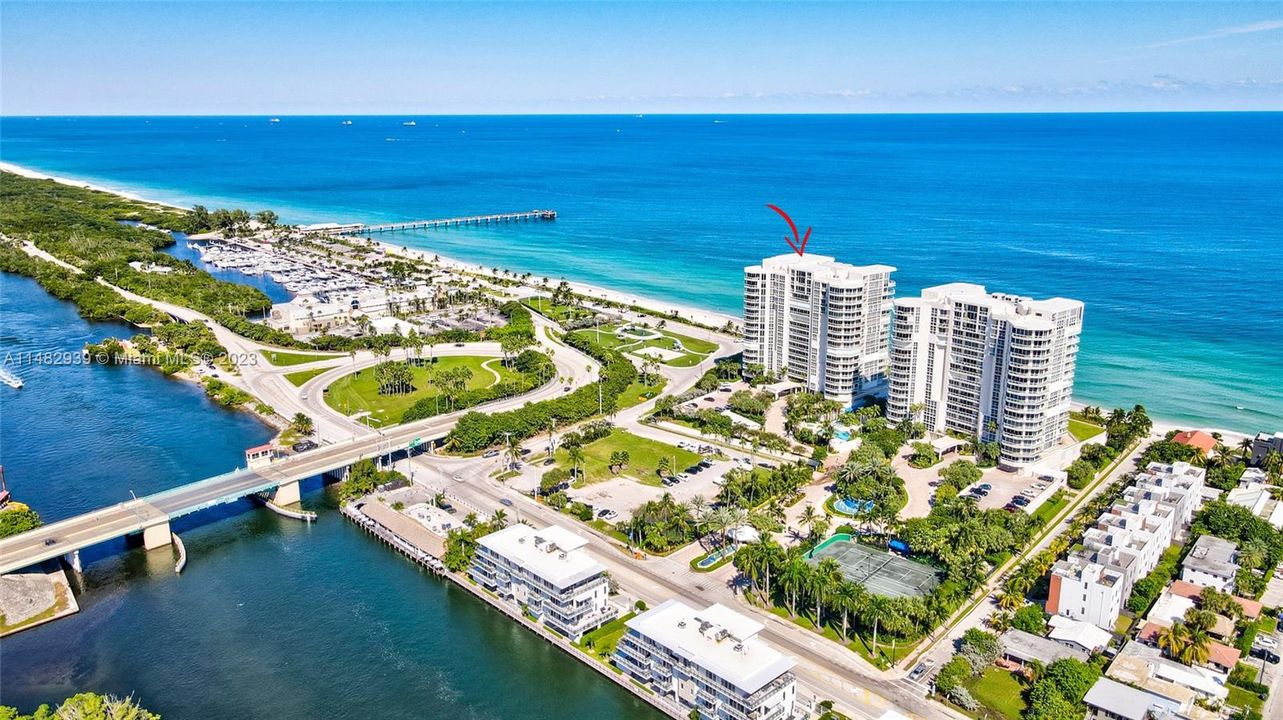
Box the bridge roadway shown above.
[0,415,457,575]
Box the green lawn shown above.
[1030,491,1071,526]
[615,376,668,410]
[324,356,515,424]
[1068,418,1105,442]
[261,349,345,366]
[966,668,1029,720]
[1227,685,1265,714]
[577,611,636,664]
[570,323,716,367]
[285,366,334,387]
[521,296,594,325]
[556,429,702,485]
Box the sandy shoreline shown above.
[0,160,1258,442]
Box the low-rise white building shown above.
[1047,462,1206,630]
[469,523,616,641]
[614,599,797,720]
[1180,535,1239,592]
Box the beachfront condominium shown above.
[613,599,797,720]
[742,253,896,406]
[468,523,616,641]
[886,283,1084,470]
[1047,461,1206,630]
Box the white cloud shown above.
[1143,19,1283,49]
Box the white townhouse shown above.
[1047,462,1206,630]
[469,523,616,641]
[743,253,896,407]
[886,283,1083,470]
[614,600,798,720]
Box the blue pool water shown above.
[1,113,1279,431]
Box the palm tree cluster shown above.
[716,463,811,510]
[372,360,415,396]
[620,493,699,553]
[735,537,941,657]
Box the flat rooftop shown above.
[476,523,604,590]
[625,599,795,696]
[1183,534,1238,577]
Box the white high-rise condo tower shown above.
[887,283,1083,470]
[743,254,896,406]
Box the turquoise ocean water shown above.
[1,113,1279,430]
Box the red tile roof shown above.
[246,443,274,454]
[1137,621,1242,669]
[1172,430,1217,455]
[1168,580,1262,619]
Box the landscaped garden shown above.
[323,355,520,425]
[570,322,716,367]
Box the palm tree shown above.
[490,509,509,529]
[834,581,863,640]
[1156,621,1190,661]
[1179,626,1212,666]
[997,591,1024,612]
[567,445,586,481]
[1237,437,1255,460]
[799,504,820,533]
[862,594,894,655]
[810,558,842,630]
[781,553,810,619]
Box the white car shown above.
[1255,635,1279,649]
[452,474,465,482]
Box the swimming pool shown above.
[832,497,872,516]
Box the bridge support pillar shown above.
[272,479,300,507]
[65,550,83,574]
[143,521,172,550]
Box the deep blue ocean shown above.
[2,113,1280,430]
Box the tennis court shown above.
[806,534,940,599]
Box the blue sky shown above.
[2,2,1280,114]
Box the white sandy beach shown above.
[0,160,1258,443]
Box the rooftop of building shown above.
[1171,430,1217,455]
[624,599,796,695]
[749,253,897,280]
[1109,641,1228,701]
[476,523,604,589]
[1166,579,1262,619]
[1046,615,1113,652]
[1083,677,1184,720]
[1000,628,1088,665]
[1182,535,1239,577]
[897,282,1083,327]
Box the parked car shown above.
[978,483,992,491]
[292,440,318,453]
[482,450,500,458]
[1012,496,1030,507]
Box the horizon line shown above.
[3,109,1281,119]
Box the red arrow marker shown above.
[766,204,811,256]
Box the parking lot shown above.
[893,450,1052,516]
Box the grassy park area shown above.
[570,323,715,367]
[521,296,595,325]
[965,668,1028,720]
[324,356,516,425]
[285,366,333,386]
[556,429,702,485]
[261,349,345,366]
[615,375,668,410]
[1068,418,1105,442]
